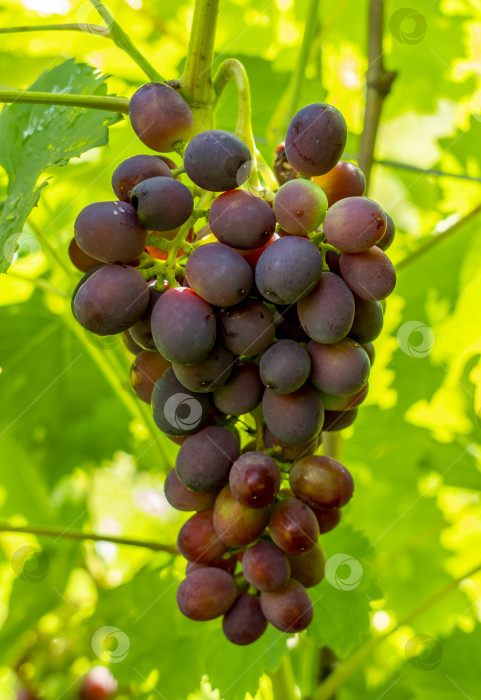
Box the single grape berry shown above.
[209,190,276,249]
[164,469,218,512]
[285,103,347,176]
[260,579,314,632]
[130,177,193,231]
[229,451,281,508]
[349,296,384,344]
[175,425,239,493]
[311,160,365,207]
[319,383,369,411]
[297,272,355,344]
[151,368,211,437]
[286,544,327,588]
[312,507,342,534]
[289,454,354,509]
[339,247,396,301]
[213,485,270,547]
[213,362,264,416]
[112,154,172,201]
[273,179,328,236]
[322,408,358,431]
[242,541,290,591]
[262,383,324,445]
[68,238,101,273]
[177,510,228,563]
[222,594,267,645]
[269,497,320,555]
[323,197,387,253]
[130,350,171,403]
[129,286,162,351]
[376,212,395,251]
[183,130,251,191]
[185,243,253,307]
[173,344,233,393]
[129,82,194,152]
[218,299,275,356]
[273,142,298,184]
[307,338,370,396]
[177,567,237,621]
[259,340,311,394]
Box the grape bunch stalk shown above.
[69,81,396,645]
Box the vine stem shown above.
[213,59,255,158]
[315,561,481,700]
[181,0,219,104]
[0,24,109,36]
[268,656,298,700]
[0,89,129,113]
[0,523,178,554]
[358,0,396,191]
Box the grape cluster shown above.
[68,82,396,644]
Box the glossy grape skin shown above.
[213,362,263,416]
[311,160,366,207]
[209,190,276,249]
[312,507,342,533]
[262,384,324,445]
[184,130,251,191]
[130,176,193,231]
[73,265,149,336]
[68,238,101,273]
[130,350,171,403]
[349,295,383,344]
[297,272,355,344]
[264,428,320,463]
[164,469,217,512]
[222,594,267,645]
[242,541,290,592]
[363,342,375,365]
[175,425,239,493]
[325,250,341,275]
[307,338,370,396]
[260,579,313,632]
[177,567,236,621]
[377,212,395,251]
[319,383,368,411]
[172,345,233,393]
[177,510,228,563]
[185,557,237,576]
[285,103,347,176]
[129,82,194,152]
[185,243,253,307]
[340,247,396,301]
[274,179,328,235]
[213,485,270,547]
[151,368,211,436]
[74,201,147,264]
[290,455,354,509]
[273,142,298,185]
[151,287,216,364]
[324,197,386,253]
[255,237,323,305]
[111,154,172,202]
[260,340,311,394]
[286,544,326,588]
[269,498,319,555]
[218,300,275,357]
[129,287,162,351]
[229,452,281,508]
[235,234,278,270]
[323,408,358,431]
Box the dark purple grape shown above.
[213,485,270,547]
[273,142,298,185]
[151,368,211,436]
[286,544,326,588]
[269,498,319,555]
[319,383,368,411]
[340,247,396,301]
[323,408,358,431]
[260,579,313,632]
[164,469,218,511]
[289,455,354,509]
[229,452,281,508]
[213,362,263,416]
[262,384,324,445]
[185,243,253,307]
[130,177,193,231]
[349,295,383,344]
[285,103,347,176]
[362,342,375,365]
[183,130,251,191]
[186,557,236,576]
[222,594,267,645]
[72,265,149,335]
[376,212,395,251]
[177,510,228,563]
[129,82,194,152]
[297,272,355,344]
[112,154,172,202]
[242,541,290,591]
[312,507,341,533]
[129,287,162,351]
[130,349,171,403]
[151,287,216,364]
[175,425,239,493]
[74,202,147,264]
[273,307,309,343]
[255,237,322,304]
[273,179,328,235]
[209,190,276,249]
[259,340,311,394]
[325,250,341,275]
[172,344,233,393]
[324,197,386,253]
[177,567,236,620]
[264,428,320,463]
[307,338,370,395]
[312,160,365,207]
[218,300,275,356]
[68,238,101,272]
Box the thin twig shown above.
[0,89,129,113]
[0,24,109,36]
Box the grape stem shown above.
[254,408,265,452]
[0,23,109,36]
[0,522,178,554]
[88,0,165,82]
[213,59,255,157]
[0,89,129,113]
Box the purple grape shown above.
[260,579,314,632]
[289,455,354,509]
[213,485,270,547]
[273,179,328,235]
[209,190,276,249]
[307,338,370,395]
[262,384,324,445]
[322,408,358,431]
[222,594,267,645]
[324,197,387,252]
[377,212,395,251]
[177,510,228,563]
[218,300,275,356]
[130,177,193,231]
[164,469,218,512]
[312,160,365,206]
[151,368,211,436]
[175,425,239,493]
[349,295,383,344]
[130,349,171,403]
[173,344,233,393]
[269,497,319,555]
[286,544,326,588]
[312,507,341,534]
[177,567,237,621]
[242,541,290,591]
[339,247,396,301]
[68,238,101,273]
[183,130,251,191]
[259,340,311,394]
[229,451,281,508]
[297,271,355,344]
[112,154,172,202]
[185,243,253,307]
[213,362,263,416]
[129,286,162,351]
